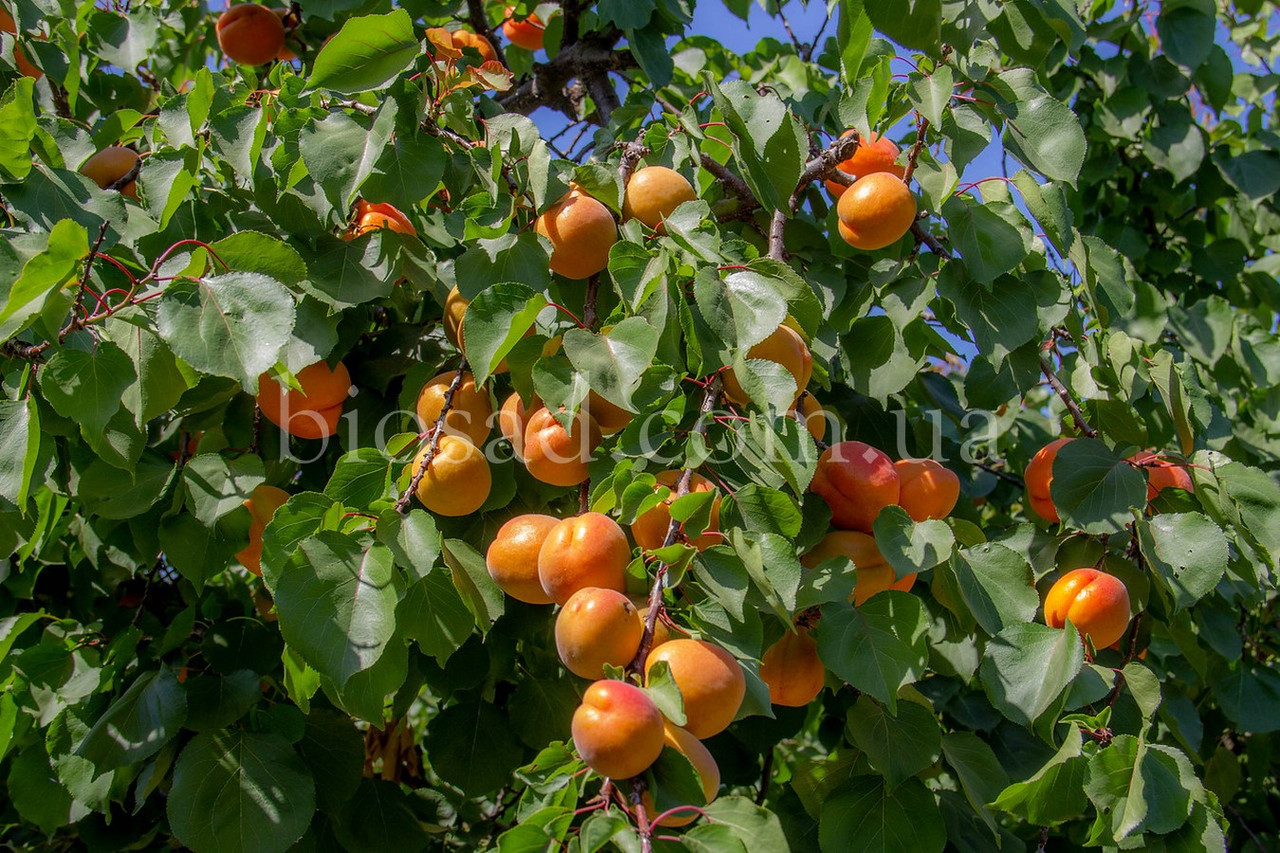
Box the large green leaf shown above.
[422,701,525,796]
[38,340,135,438]
[74,669,185,772]
[0,77,37,180]
[703,77,806,215]
[819,775,945,853]
[948,542,1039,636]
[846,696,941,788]
[305,10,419,95]
[980,622,1084,727]
[1136,512,1228,610]
[812,592,929,711]
[1049,438,1147,534]
[0,218,87,340]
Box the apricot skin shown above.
[1044,568,1131,650]
[502,5,544,50]
[534,192,617,280]
[584,392,631,435]
[791,393,827,442]
[641,722,721,827]
[537,512,631,605]
[894,458,960,521]
[235,484,291,576]
[80,147,139,199]
[836,172,917,251]
[631,470,721,552]
[498,392,538,459]
[256,361,350,439]
[571,680,665,780]
[415,370,492,447]
[644,639,745,738]
[759,630,824,707]
[825,131,904,197]
[350,200,415,237]
[1129,451,1194,502]
[486,514,559,605]
[411,435,492,517]
[622,166,697,232]
[1025,437,1074,523]
[216,5,286,66]
[523,406,602,487]
[810,441,900,532]
[555,588,643,679]
[722,325,813,405]
[802,530,915,606]
[0,8,41,78]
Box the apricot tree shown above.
[1,0,1278,851]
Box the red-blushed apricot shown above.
[79,147,140,199]
[415,370,492,447]
[0,7,41,78]
[571,680,665,780]
[235,484,290,576]
[1044,568,1131,650]
[1025,437,1074,523]
[790,393,827,442]
[537,512,631,605]
[502,4,544,50]
[256,361,351,439]
[555,588,643,679]
[584,391,631,435]
[836,172,917,251]
[825,131,904,197]
[638,722,721,827]
[644,639,745,738]
[498,392,539,459]
[622,166,697,232]
[722,325,813,405]
[534,191,617,280]
[758,629,824,707]
[894,458,960,521]
[346,200,416,238]
[630,470,721,552]
[810,441,900,532]
[485,514,559,604]
[216,4,286,65]
[410,435,491,516]
[523,406,602,487]
[801,530,916,606]
[1128,451,1195,501]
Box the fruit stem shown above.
[394,365,468,514]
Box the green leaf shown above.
[331,778,430,851]
[298,233,395,308]
[465,283,547,386]
[1136,512,1228,610]
[703,77,806,215]
[140,147,200,229]
[820,776,945,853]
[941,732,1010,838]
[323,447,393,507]
[455,233,551,299]
[423,701,525,796]
[0,218,88,341]
[210,232,309,288]
[980,622,1084,727]
[701,797,789,853]
[1049,438,1147,534]
[260,492,340,586]
[183,453,265,526]
[155,273,295,393]
[1012,171,1074,255]
[1214,149,1280,201]
[997,68,1087,183]
[376,508,441,583]
[598,0,655,29]
[643,659,688,727]
[563,318,660,411]
[907,64,953,128]
[0,77,37,180]
[443,538,506,631]
[863,0,942,55]
[627,24,674,88]
[297,709,364,813]
[0,397,40,508]
[182,670,261,733]
[1156,6,1214,70]
[396,571,472,665]
[305,10,418,95]
[1084,735,1196,841]
[38,340,135,438]
[105,318,191,426]
[299,105,396,214]
[1213,664,1280,733]
[167,729,315,853]
[873,505,956,577]
[846,696,941,788]
[74,669,186,772]
[939,199,1032,286]
[812,593,929,711]
[948,542,1039,636]
[991,727,1089,825]
[837,0,873,85]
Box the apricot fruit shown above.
[410,434,492,516]
[758,629,824,707]
[498,392,539,459]
[644,639,745,738]
[534,191,617,280]
[415,370,492,447]
[825,131,904,197]
[216,4,286,66]
[584,391,631,435]
[894,458,960,521]
[443,286,468,350]
[802,530,915,605]
[347,199,416,238]
[1128,451,1194,501]
[502,5,544,50]
[1044,568,1131,650]
[622,166,697,232]
[630,470,721,552]
[1025,437,1074,523]
[640,722,721,827]
[722,324,813,405]
[485,513,559,604]
[810,441,900,532]
[790,393,827,442]
[571,680,665,780]
[836,172,917,251]
[256,360,351,439]
[555,587,643,679]
[537,512,631,605]
[235,484,290,576]
[273,8,296,61]
[79,147,139,199]
[449,28,498,63]
[637,603,672,649]
[0,7,40,78]
[523,406,602,487]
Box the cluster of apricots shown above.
[1025,437,1195,524]
[825,131,918,251]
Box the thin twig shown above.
[974,460,1025,487]
[394,366,468,514]
[1040,358,1099,438]
[618,139,649,186]
[910,221,949,258]
[699,153,755,206]
[756,748,774,805]
[901,114,929,184]
[629,779,653,853]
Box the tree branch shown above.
[699,153,754,205]
[911,222,950,258]
[901,114,929,184]
[394,366,468,514]
[1040,358,1099,439]
[496,40,635,121]
[629,778,653,853]
[465,0,507,68]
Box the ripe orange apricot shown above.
[636,603,672,649]
[639,722,721,827]
[0,8,41,78]
[1044,568,1131,650]
[216,5,286,66]
[790,393,827,442]
[1025,437,1074,523]
[571,680,665,780]
[523,406,602,487]
[410,435,491,516]
[622,166,697,232]
[644,639,745,738]
[256,360,351,439]
[555,587,643,679]
[894,458,960,521]
[534,191,617,280]
[498,392,539,459]
[79,147,140,199]
[836,172,917,251]
[537,512,631,605]
[631,470,721,552]
[443,286,468,350]
[802,530,915,606]
[449,28,498,63]
[485,513,559,604]
[348,200,416,238]
[758,629,824,707]
[1129,451,1195,501]
[810,441,900,532]
[722,324,813,405]
[825,131,904,197]
[584,391,631,435]
[235,484,290,576]
[415,370,492,447]
[272,8,296,61]
[502,5,544,50]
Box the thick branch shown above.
[910,221,950,258]
[497,40,635,120]
[699,153,754,205]
[395,366,468,514]
[767,132,860,259]
[1040,358,1099,439]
